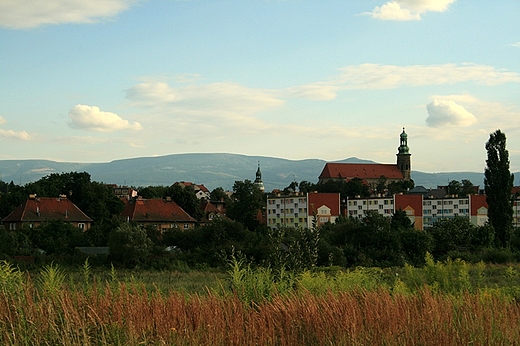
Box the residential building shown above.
[342,193,488,230]
[110,185,138,200]
[1,194,93,230]
[174,181,211,200]
[307,192,341,228]
[121,197,197,232]
[266,192,340,229]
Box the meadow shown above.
[1,256,520,345]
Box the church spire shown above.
[254,161,265,192]
[396,128,411,181]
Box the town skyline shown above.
[1,1,519,173]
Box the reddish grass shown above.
[1,284,520,345]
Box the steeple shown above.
[254,161,265,192]
[396,128,411,181]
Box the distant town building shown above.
[121,197,197,232]
[342,193,489,230]
[318,128,412,191]
[254,162,265,192]
[266,192,340,229]
[175,181,211,200]
[2,194,93,231]
[110,185,138,200]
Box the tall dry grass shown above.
[1,282,520,345]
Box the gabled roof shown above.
[2,196,92,223]
[319,163,404,180]
[470,195,488,214]
[121,198,196,223]
[307,192,341,216]
[395,194,423,215]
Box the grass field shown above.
[1,257,520,345]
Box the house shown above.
[175,181,211,200]
[318,128,412,191]
[1,194,93,230]
[109,184,138,200]
[121,197,197,232]
[199,200,226,223]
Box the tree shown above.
[164,184,203,220]
[484,130,514,248]
[226,180,264,230]
[108,223,153,267]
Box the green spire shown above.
[398,127,410,154]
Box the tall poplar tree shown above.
[484,130,514,248]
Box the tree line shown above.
[0,130,518,269]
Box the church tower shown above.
[254,162,265,192]
[396,128,411,181]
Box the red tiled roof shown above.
[319,163,404,180]
[470,195,488,214]
[395,194,423,216]
[121,198,196,223]
[307,192,341,216]
[2,197,92,223]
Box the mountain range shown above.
[1,153,517,192]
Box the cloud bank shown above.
[68,104,142,132]
[426,99,477,127]
[366,0,456,21]
[0,0,137,29]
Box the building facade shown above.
[342,193,488,230]
[266,192,340,229]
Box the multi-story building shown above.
[342,193,488,230]
[266,192,340,229]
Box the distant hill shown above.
[0,153,517,191]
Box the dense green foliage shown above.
[485,130,514,248]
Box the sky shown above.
[1,0,520,174]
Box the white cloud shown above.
[426,99,477,127]
[366,0,456,21]
[287,63,520,99]
[68,104,143,132]
[0,116,31,140]
[0,129,31,141]
[509,42,520,47]
[0,0,137,29]
[127,81,284,114]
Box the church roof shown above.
[319,163,404,180]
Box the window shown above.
[78,223,85,230]
[9,223,16,230]
[183,224,189,229]
[379,205,383,210]
[358,205,363,210]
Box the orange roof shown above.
[2,197,92,223]
[319,163,404,180]
[470,195,488,214]
[307,192,341,216]
[395,194,423,216]
[121,198,196,223]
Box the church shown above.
[318,128,412,191]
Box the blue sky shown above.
[1,0,519,174]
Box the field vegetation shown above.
[1,257,520,345]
